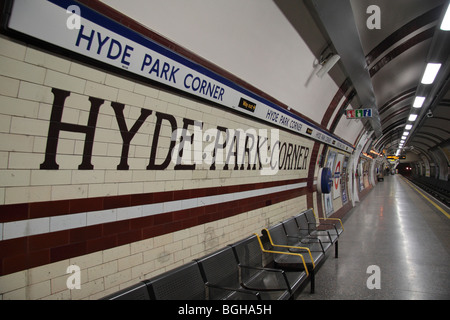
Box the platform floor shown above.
[297,174,450,300]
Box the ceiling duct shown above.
[309,0,382,137]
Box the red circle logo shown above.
[334,161,341,190]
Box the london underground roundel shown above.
[317,167,332,194]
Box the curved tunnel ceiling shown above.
[358,1,450,158]
[282,0,450,160]
[352,0,450,159]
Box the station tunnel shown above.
[0,0,449,302]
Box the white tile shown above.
[0,55,46,84]
[163,200,182,213]
[0,37,27,60]
[44,69,86,94]
[116,206,142,221]
[0,75,20,97]
[0,170,30,187]
[86,209,117,226]
[235,190,254,200]
[3,217,49,240]
[50,212,86,232]
[141,202,163,217]
[30,170,71,186]
[208,194,224,205]
[180,198,198,210]
[222,193,235,202]
[197,196,211,206]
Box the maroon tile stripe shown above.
[0,180,308,276]
[0,178,305,223]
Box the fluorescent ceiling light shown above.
[403,131,409,136]
[405,124,412,130]
[441,3,450,30]
[408,114,418,121]
[413,96,425,108]
[421,63,441,84]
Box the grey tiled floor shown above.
[297,174,450,300]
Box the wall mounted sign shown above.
[346,109,372,119]
[5,0,353,153]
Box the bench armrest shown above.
[317,217,344,231]
[263,229,316,269]
[286,234,326,252]
[254,233,310,275]
[239,265,291,293]
[298,228,333,242]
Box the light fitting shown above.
[441,3,450,30]
[421,63,441,84]
[413,96,425,108]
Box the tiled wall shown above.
[0,35,316,299]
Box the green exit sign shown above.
[346,109,372,119]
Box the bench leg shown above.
[310,269,315,294]
[335,240,339,258]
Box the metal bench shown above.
[282,216,333,253]
[262,223,327,293]
[196,246,290,300]
[293,212,339,258]
[100,281,151,300]
[304,208,344,237]
[230,234,308,299]
[145,261,207,300]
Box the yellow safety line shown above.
[401,176,450,219]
